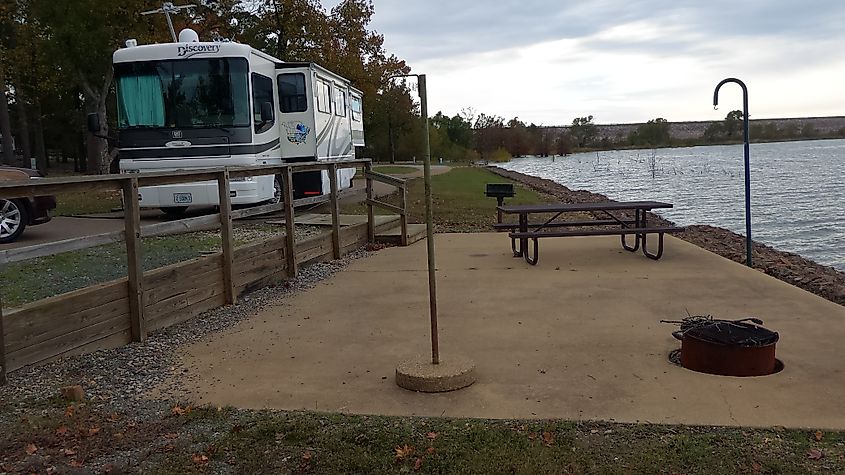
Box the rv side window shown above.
[334,88,346,117]
[351,96,362,122]
[278,73,307,113]
[251,73,275,133]
[316,79,332,114]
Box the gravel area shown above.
[489,166,845,306]
[195,222,325,246]
[0,245,375,421]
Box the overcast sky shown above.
[331,0,845,125]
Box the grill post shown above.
[485,183,515,224]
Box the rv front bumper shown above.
[138,176,274,208]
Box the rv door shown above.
[350,92,365,147]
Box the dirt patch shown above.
[488,166,845,307]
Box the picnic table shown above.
[496,201,685,265]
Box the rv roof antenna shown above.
[141,2,197,42]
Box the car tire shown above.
[160,206,189,217]
[0,198,28,244]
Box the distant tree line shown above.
[421,111,845,163]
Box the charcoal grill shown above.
[486,183,515,223]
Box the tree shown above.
[0,5,15,165]
[429,111,475,161]
[240,0,327,61]
[554,130,572,155]
[505,117,529,156]
[724,110,743,138]
[629,118,670,147]
[527,123,552,157]
[703,122,724,143]
[570,115,597,148]
[32,0,170,173]
[473,113,505,160]
[801,123,817,138]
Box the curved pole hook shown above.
[713,77,753,267]
[713,78,748,112]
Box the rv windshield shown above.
[115,58,250,129]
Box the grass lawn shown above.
[0,224,283,309]
[53,189,122,216]
[1,399,842,474]
[345,166,556,232]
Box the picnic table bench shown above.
[496,201,685,265]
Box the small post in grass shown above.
[0,291,6,386]
[391,73,476,393]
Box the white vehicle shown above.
[111,29,364,215]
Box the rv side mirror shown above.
[86,113,101,133]
[260,102,273,123]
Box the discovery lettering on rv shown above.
[283,121,310,144]
[177,44,221,58]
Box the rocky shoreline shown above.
[488,166,845,307]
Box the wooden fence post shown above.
[364,160,375,243]
[217,169,236,304]
[0,291,6,385]
[328,163,341,259]
[400,183,409,246]
[122,178,146,342]
[281,166,297,277]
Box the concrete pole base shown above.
[395,355,476,393]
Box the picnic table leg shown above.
[640,210,649,257]
[643,232,665,260]
[514,213,528,258]
[621,209,640,252]
[524,237,539,265]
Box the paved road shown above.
[1,165,452,251]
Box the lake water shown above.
[500,139,845,272]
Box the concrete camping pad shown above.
[176,233,845,429]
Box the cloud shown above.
[373,1,845,60]
[361,0,845,123]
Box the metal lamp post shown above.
[713,78,753,267]
[390,75,475,392]
[388,74,439,364]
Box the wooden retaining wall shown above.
[0,160,412,384]
[3,222,369,372]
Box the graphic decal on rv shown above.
[283,121,310,144]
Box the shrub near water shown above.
[487,148,512,162]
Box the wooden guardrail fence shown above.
[0,159,408,385]
[363,161,409,246]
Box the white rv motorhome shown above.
[113,29,365,214]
